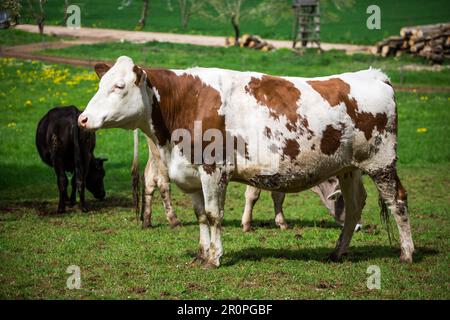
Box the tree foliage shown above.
[1,0,21,24]
[27,0,47,35]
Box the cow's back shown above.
[36,106,82,171]
[211,68,395,192]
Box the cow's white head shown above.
[79,56,150,131]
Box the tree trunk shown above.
[63,0,70,25]
[38,20,44,35]
[138,0,150,29]
[179,0,188,29]
[231,14,240,46]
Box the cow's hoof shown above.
[141,223,153,229]
[400,254,413,264]
[278,223,289,230]
[80,207,89,213]
[57,208,65,214]
[203,261,219,269]
[68,201,76,208]
[242,223,252,232]
[169,219,182,228]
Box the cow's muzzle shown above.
[78,115,88,128]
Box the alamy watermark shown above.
[66,265,81,289]
[366,265,381,290]
[66,5,81,29]
[366,5,381,30]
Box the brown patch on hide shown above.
[245,75,300,123]
[307,77,389,140]
[245,75,313,138]
[320,125,342,155]
[282,139,300,160]
[395,174,408,201]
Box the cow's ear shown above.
[99,157,108,162]
[94,63,111,79]
[133,65,146,86]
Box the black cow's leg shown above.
[54,165,68,214]
[64,187,70,202]
[76,174,88,212]
[69,174,76,207]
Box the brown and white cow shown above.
[79,56,414,267]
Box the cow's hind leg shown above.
[68,175,76,207]
[330,169,365,261]
[157,168,181,228]
[190,191,210,264]
[142,160,156,228]
[241,186,261,232]
[271,191,289,230]
[368,166,414,263]
[54,166,68,214]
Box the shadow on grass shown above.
[168,218,340,230]
[0,196,134,216]
[223,246,438,265]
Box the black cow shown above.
[36,106,106,213]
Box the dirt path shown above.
[2,25,449,93]
[0,38,113,68]
[15,24,373,54]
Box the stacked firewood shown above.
[225,34,275,51]
[375,23,450,63]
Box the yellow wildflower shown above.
[24,100,32,107]
[416,128,427,133]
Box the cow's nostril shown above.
[78,115,88,127]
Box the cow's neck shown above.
[144,68,221,148]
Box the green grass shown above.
[17,0,450,44]
[40,40,450,88]
[0,57,449,299]
[0,28,57,46]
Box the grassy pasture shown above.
[0,29,57,46]
[0,43,449,299]
[17,0,450,44]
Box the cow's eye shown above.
[114,83,125,90]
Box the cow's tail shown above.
[131,129,140,220]
[378,196,394,245]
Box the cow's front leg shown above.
[190,191,210,263]
[200,166,229,268]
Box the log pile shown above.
[375,23,450,63]
[225,34,275,51]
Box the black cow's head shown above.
[86,157,107,199]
